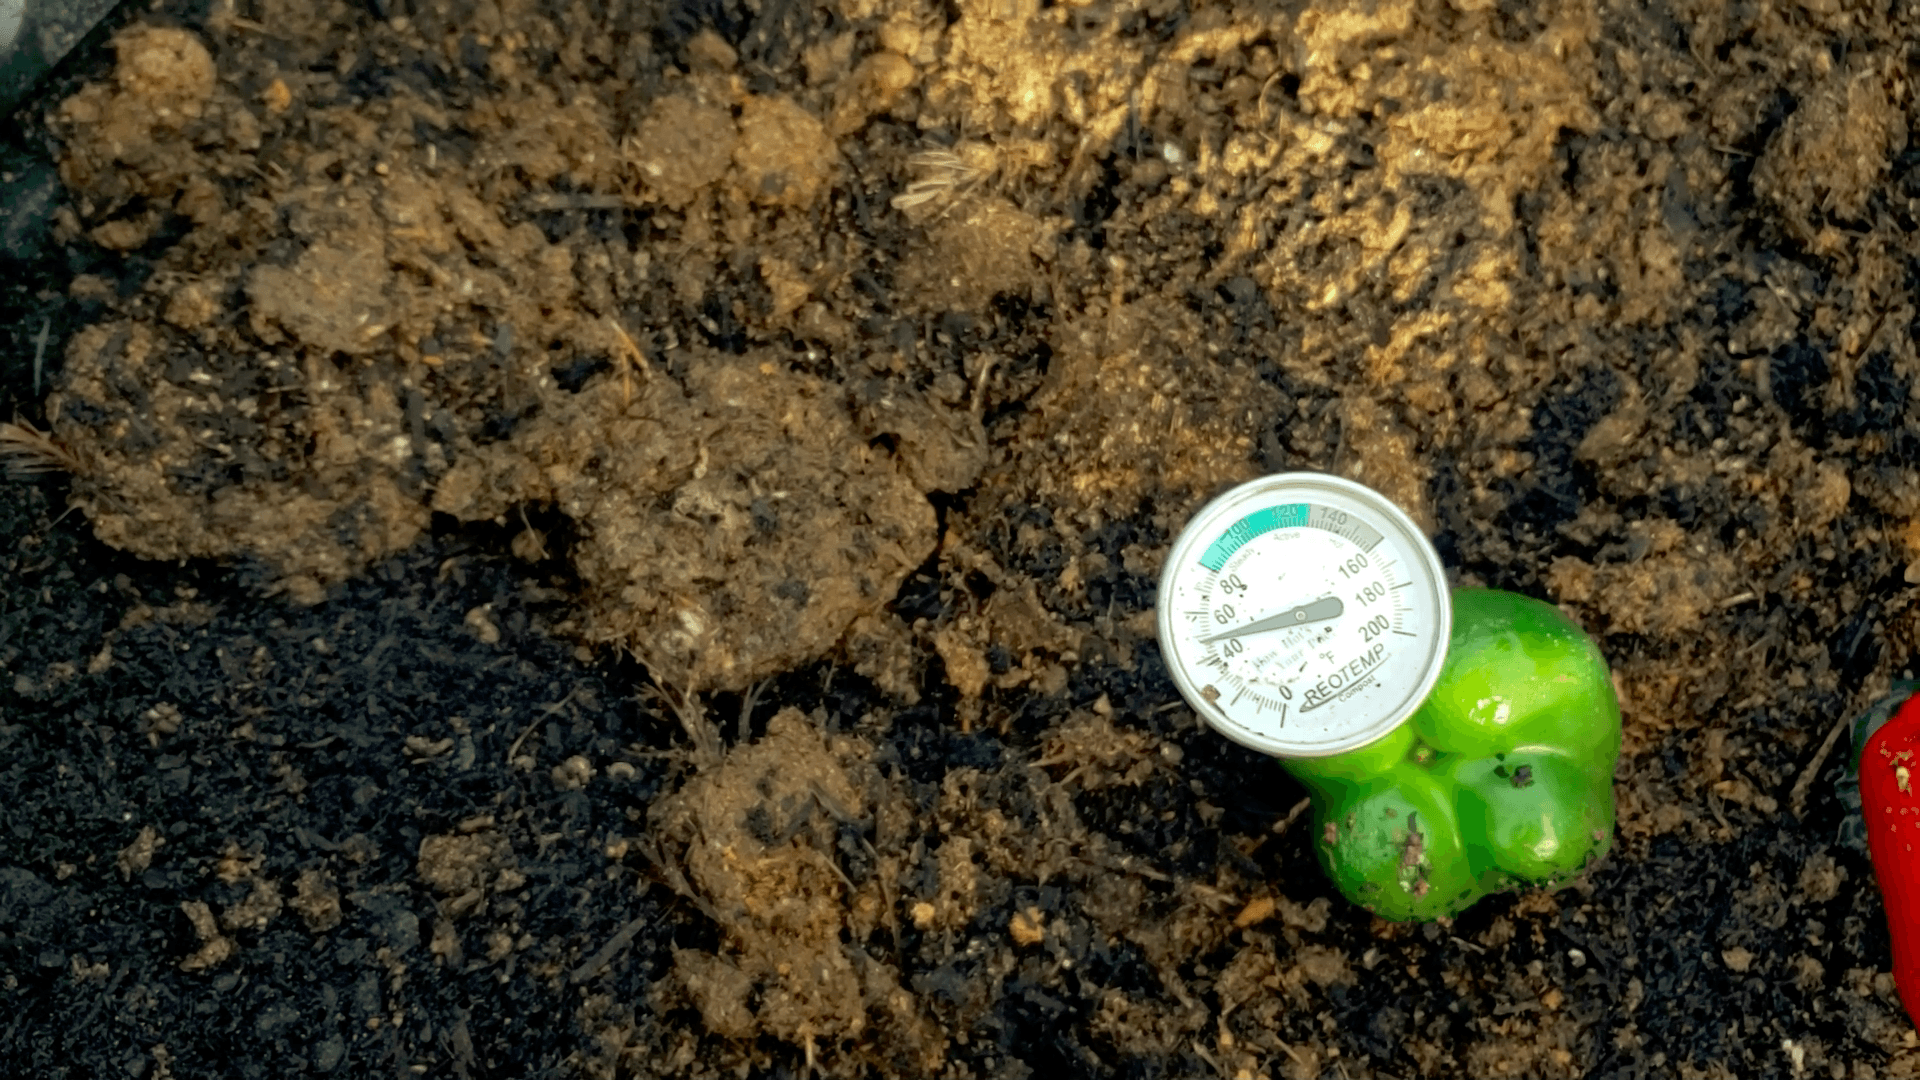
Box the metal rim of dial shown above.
[1155,472,1452,758]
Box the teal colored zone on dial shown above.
[1198,503,1311,571]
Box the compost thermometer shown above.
[1156,473,1451,758]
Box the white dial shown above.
[1156,474,1451,757]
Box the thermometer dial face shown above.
[1156,474,1451,758]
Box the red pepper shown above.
[1862,691,1920,1029]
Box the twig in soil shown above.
[654,682,720,763]
[569,914,651,983]
[737,678,767,744]
[1190,1041,1229,1078]
[890,150,984,214]
[1847,307,1892,361]
[629,834,721,923]
[608,318,652,406]
[1079,851,1173,883]
[1790,710,1854,818]
[1256,71,1285,128]
[31,318,49,395]
[1271,796,1311,836]
[515,505,548,561]
[1707,790,1732,834]
[863,833,903,951]
[1,417,81,478]
[505,689,577,765]
[970,354,999,421]
[505,715,540,765]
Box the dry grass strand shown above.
[0,418,81,478]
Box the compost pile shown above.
[4,0,1920,1076]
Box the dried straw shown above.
[0,418,81,478]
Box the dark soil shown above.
[5,1,1920,1078]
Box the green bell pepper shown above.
[1281,588,1621,921]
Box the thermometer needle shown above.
[1201,596,1345,643]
